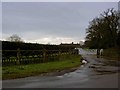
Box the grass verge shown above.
[2,54,82,80]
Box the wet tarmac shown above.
[2,48,120,88]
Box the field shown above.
[2,54,82,80]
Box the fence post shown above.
[16,48,20,65]
[59,49,61,60]
[43,49,46,62]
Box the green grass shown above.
[2,55,82,80]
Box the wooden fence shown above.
[1,49,79,66]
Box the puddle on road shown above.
[88,63,119,75]
[56,63,90,79]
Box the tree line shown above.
[2,41,75,51]
[85,8,120,51]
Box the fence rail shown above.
[1,49,79,66]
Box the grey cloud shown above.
[2,2,118,44]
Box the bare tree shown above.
[7,34,24,42]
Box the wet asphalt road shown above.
[2,48,119,88]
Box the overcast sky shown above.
[2,2,118,44]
